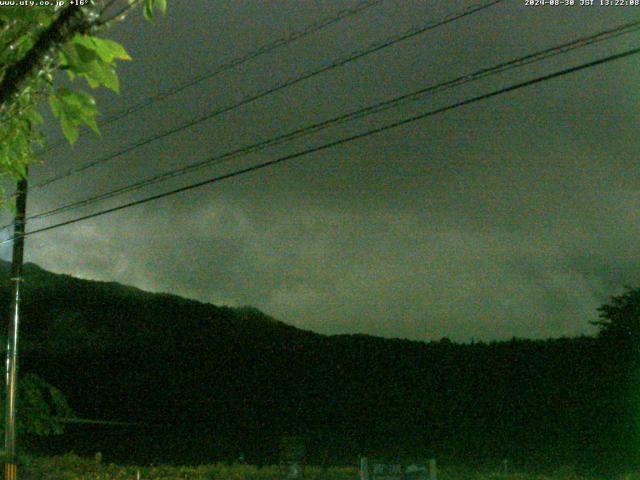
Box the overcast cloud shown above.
[3,0,639,342]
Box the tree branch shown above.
[0,6,85,112]
[97,0,143,28]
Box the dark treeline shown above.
[0,262,637,473]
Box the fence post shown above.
[500,459,508,476]
[428,458,437,480]
[360,457,369,480]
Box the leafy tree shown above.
[0,0,166,186]
[0,0,167,441]
[590,288,640,472]
[0,373,72,437]
[592,286,640,346]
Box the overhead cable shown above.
[16,19,640,226]
[4,43,639,244]
[25,0,503,195]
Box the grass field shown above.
[17,454,627,480]
[21,454,358,480]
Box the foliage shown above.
[591,286,640,470]
[0,372,73,437]
[22,455,360,480]
[0,0,165,446]
[592,286,640,346]
[18,455,621,480]
[2,262,639,471]
[0,0,166,189]
[143,0,167,21]
[15,374,72,436]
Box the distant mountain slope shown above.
[0,261,631,470]
[0,261,316,354]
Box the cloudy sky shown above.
[3,0,640,342]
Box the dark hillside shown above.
[0,262,633,471]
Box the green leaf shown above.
[60,44,93,74]
[48,88,100,144]
[27,109,43,125]
[143,0,166,20]
[48,94,62,118]
[83,111,100,135]
[73,35,131,63]
[71,34,96,52]
[59,113,79,144]
[90,37,131,62]
[58,87,96,112]
[143,0,154,20]
[62,36,125,93]
[74,43,98,64]
[155,0,167,14]
[80,59,120,93]
[84,74,101,89]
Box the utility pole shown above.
[4,170,28,480]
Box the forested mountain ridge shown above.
[0,261,635,472]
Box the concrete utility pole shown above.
[4,171,28,480]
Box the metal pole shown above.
[4,171,27,480]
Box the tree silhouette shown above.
[592,286,640,346]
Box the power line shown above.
[4,44,639,245]
[24,0,503,195]
[17,18,640,226]
[36,0,387,155]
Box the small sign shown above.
[360,458,436,480]
[404,464,428,480]
[371,463,403,480]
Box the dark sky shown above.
[4,0,640,342]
